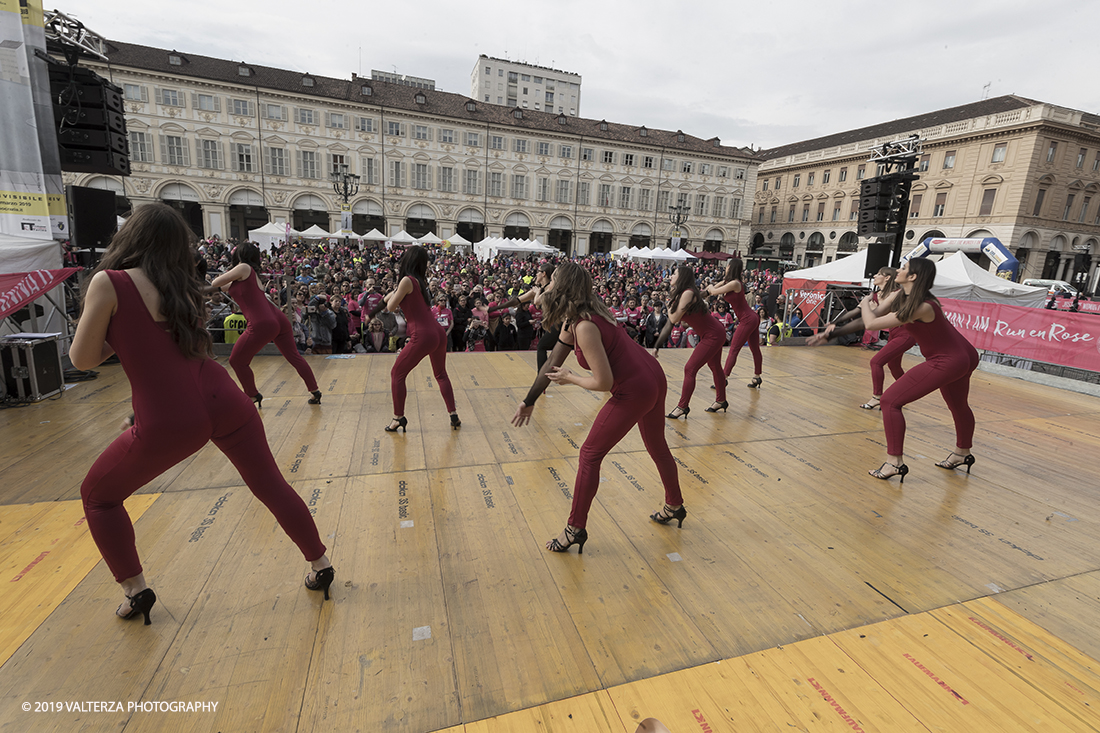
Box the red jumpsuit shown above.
[391,279,456,415]
[568,316,682,528]
[81,271,326,582]
[871,324,916,395]
[677,310,728,409]
[722,287,763,376]
[227,268,318,398]
[880,300,979,456]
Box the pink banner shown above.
[0,268,80,320]
[1049,296,1100,314]
[939,298,1100,371]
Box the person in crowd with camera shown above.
[71,204,335,627]
[208,242,323,406]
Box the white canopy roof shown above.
[361,228,387,241]
[417,232,443,245]
[0,232,61,273]
[783,248,1047,307]
[389,230,417,243]
[473,236,558,261]
[299,225,331,239]
[247,222,299,252]
[446,232,471,246]
[930,251,1047,307]
[610,245,632,257]
[333,229,361,240]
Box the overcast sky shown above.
[62,0,1095,150]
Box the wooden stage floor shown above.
[1,344,1099,732]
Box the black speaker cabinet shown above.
[67,185,118,250]
[1,336,63,402]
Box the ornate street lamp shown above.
[331,163,360,245]
[668,202,689,251]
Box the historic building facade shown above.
[752,96,1100,293]
[70,41,758,256]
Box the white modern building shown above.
[471,55,582,117]
[68,41,759,257]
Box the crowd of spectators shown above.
[194,236,790,355]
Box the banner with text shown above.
[940,298,1100,372]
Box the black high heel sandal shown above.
[859,396,880,410]
[936,452,975,474]
[748,376,763,389]
[666,406,690,419]
[252,393,263,409]
[547,526,588,554]
[385,416,408,433]
[705,401,729,413]
[117,588,157,626]
[308,390,323,404]
[650,504,688,528]
[710,378,729,390]
[304,566,335,601]
[869,462,909,483]
[450,413,462,430]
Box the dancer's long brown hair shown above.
[892,258,939,323]
[877,266,900,300]
[540,261,616,328]
[722,257,744,284]
[668,266,706,317]
[88,203,212,359]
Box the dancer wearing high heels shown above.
[370,246,459,432]
[704,258,763,389]
[511,262,684,554]
[71,204,334,626]
[494,262,557,370]
[812,258,978,482]
[820,267,916,410]
[654,265,728,418]
[208,242,322,407]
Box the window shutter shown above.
[297,150,304,177]
[218,141,225,170]
[248,100,255,117]
[191,93,199,109]
[182,138,191,167]
[155,88,163,105]
[159,135,167,162]
[140,86,149,103]
[213,96,221,113]
[325,112,331,128]
[426,165,432,190]
[231,145,239,171]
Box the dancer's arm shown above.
[208,263,251,293]
[705,279,741,297]
[511,326,574,427]
[860,293,933,329]
[70,271,117,370]
[547,320,612,392]
[385,277,414,312]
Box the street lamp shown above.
[668,203,689,251]
[331,164,360,246]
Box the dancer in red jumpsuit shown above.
[819,267,916,410]
[370,245,459,433]
[816,257,979,482]
[209,242,322,407]
[511,262,684,554]
[704,258,764,388]
[71,204,334,626]
[655,265,729,417]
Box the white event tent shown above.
[783,249,1046,307]
[299,225,331,239]
[473,237,558,261]
[247,222,298,252]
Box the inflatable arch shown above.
[901,237,1019,280]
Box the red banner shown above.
[0,268,80,320]
[1049,296,1100,314]
[939,298,1100,371]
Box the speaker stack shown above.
[49,65,130,176]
